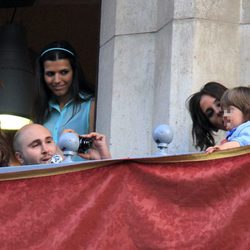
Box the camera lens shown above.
[78,138,93,153]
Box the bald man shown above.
[13,124,111,165]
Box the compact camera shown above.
[78,137,93,153]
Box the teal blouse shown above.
[44,94,92,144]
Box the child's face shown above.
[223,106,244,130]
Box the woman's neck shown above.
[57,94,72,110]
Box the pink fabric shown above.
[0,150,250,249]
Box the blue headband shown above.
[40,48,75,57]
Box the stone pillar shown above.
[97,0,241,158]
[97,0,158,158]
[240,0,250,84]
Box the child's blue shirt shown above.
[226,121,250,146]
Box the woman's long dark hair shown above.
[187,82,227,150]
[32,40,94,124]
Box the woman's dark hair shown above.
[32,40,95,123]
[187,82,228,150]
[0,130,11,167]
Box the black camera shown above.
[78,137,93,153]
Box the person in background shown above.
[13,124,111,166]
[187,82,228,151]
[206,86,250,153]
[0,129,12,167]
[32,40,95,145]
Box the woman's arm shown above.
[89,98,96,132]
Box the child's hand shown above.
[206,146,220,154]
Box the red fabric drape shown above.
[1,148,250,249]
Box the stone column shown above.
[240,0,250,84]
[97,0,158,158]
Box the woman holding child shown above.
[188,82,250,153]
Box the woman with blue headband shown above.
[32,40,95,146]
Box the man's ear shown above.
[15,152,24,165]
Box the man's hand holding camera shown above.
[78,132,111,160]
[62,129,111,160]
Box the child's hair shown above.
[221,86,250,120]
